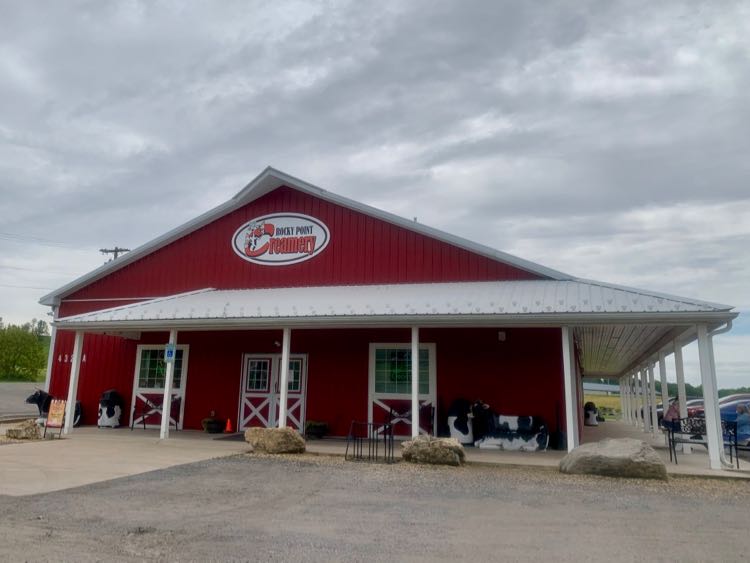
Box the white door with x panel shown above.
[239,354,307,432]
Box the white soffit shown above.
[55,279,735,327]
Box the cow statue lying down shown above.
[471,401,549,451]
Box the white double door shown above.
[239,354,307,432]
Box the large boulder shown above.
[5,419,42,440]
[401,436,465,466]
[559,438,667,480]
[244,427,305,454]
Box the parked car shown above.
[685,399,704,416]
[641,396,701,425]
[693,399,750,422]
[719,394,750,406]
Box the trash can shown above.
[98,389,124,428]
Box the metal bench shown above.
[668,417,739,468]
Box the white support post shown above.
[642,368,652,432]
[649,363,658,437]
[43,307,58,392]
[697,325,725,470]
[634,372,642,428]
[625,376,633,423]
[159,329,178,440]
[619,380,625,421]
[658,352,669,413]
[630,371,639,426]
[411,326,420,438]
[673,341,690,453]
[278,327,291,429]
[63,331,84,435]
[561,327,579,452]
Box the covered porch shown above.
[51,280,738,470]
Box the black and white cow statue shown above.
[474,415,549,451]
[467,400,548,451]
[25,389,82,427]
[446,399,474,444]
[97,389,124,428]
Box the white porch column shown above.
[63,331,84,435]
[630,371,640,426]
[561,327,579,451]
[697,324,725,470]
[673,341,690,453]
[649,363,659,436]
[674,341,688,418]
[634,372,642,427]
[658,352,669,409]
[619,380,626,421]
[643,368,652,432]
[278,327,291,429]
[623,377,631,423]
[410,326,420,438]
[43,307,58,392]
[626,376,634,423]
[159,329,178,440]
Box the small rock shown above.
[559,438,667,480]
[401,436,465,466]
[6,419,41,441]
[244,427,305,454]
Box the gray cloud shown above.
[0,0,748,385]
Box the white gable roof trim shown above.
[40,167,569,307]
[54,280,736,331]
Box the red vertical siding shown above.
[58,186,542,317]
[51,327,563,439]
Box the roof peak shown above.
[40,166,571,306]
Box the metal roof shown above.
[55,279,734,328]
[54,279,736,379]
[39,167,569,306]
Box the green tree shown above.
[0,321,47,381]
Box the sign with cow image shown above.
[232,213,330,266]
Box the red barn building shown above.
[41,168,737,463]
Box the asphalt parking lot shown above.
[1,453,748,562]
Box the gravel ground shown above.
[0,453,748,562]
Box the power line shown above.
[0,231,90,250]
[0,265,80,276]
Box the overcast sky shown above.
[1,1,748,388]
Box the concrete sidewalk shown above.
[2,419,747,497]
[0,426,249,496]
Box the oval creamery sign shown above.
[232,213,330,266]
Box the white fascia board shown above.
[53,310,737,332]
[41,166,571,306]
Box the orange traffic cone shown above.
[224,418,233,433]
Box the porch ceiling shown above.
[575,324,686,379]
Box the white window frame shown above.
[368,342,437,432]
[130,344,190,430]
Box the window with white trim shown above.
[287,359,302,392]
[137,348,184,389]
[245,358,271,392]
[374,347,429,394]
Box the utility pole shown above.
[100,247,131,261]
